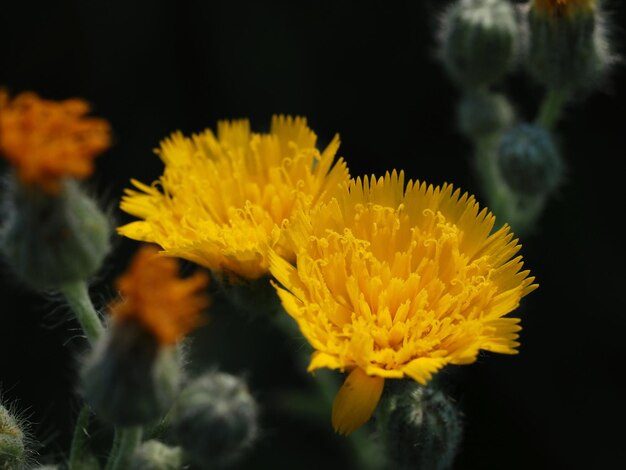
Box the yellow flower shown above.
[0,90,111,193]
[532,0,597,17]
[109,244,210,345]
[118,115,348,280]
[269,171,537,434]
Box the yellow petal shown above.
[308,351,342,371]
[402,357,447,384]
[332,368,384,435]
[117,221,154,241]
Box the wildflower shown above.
[118,116,348,280]
[109,244,210,345]
[0,90,110,193]
[82,245,210,425]
[527,0,609,91]
[270,171,536,434]
[532,0,597,18]
[440,0,518,88]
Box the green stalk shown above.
[68,406,91,470]
[272,314,383,470]
[536,89,568,131]
[60,280,104,345]
[105,426,143,470]
[60,281,106,468]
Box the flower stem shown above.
[315,371,384,470]
[105,426,143,470]
[60,281,104,345]
[536,89,568,131]
[273,313,383,470]
[68,406,91,470]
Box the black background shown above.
[1,1,625,468]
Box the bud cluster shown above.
[437,0,610,232]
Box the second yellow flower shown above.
[119,116,349,280]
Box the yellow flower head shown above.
[532,0,597,17]
[109,245,210,345]
[0,90,111,193]
[269,171,537,434]
[118,115,348,280]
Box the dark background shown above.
[1,1,625,468]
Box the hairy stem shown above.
[60,281,104,345]
[105,426,143,470]
[68,406,91,470]
[536,89,568,131]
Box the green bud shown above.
[458,91,514,138]
[1,404,26,470]
[0,176,111,290]
[441,0,518,88]
[386,383,462,470]
[81,321,182,426]
[526,4,610,92]
[172,372,258,468]
[497,123,562,196]
[130,440,183,470]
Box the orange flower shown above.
[0,90,110,193]
[532,0,597,17]
[109,245,210,345]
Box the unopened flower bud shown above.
[458,91,514,138]
[1,404,27,470]
[172,372,258,468]
[386,384,462,470]
[526,0,610,92]
[0,177,110,290]
[440,0,518,88]
[81,320,182,426]
[497,123,562,196]
[130,440,183,470]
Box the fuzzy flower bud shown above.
[81,245,209,426]
[527,0,609,92]
[440,0,518,88]
[1,404,26,470]
[458,91,514,138]
[130,440,183,470]
[0,178,111,290]
[386,384,462,470]
[497,123,563,196]
[172,372,258,468]
[81,321,183,426]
